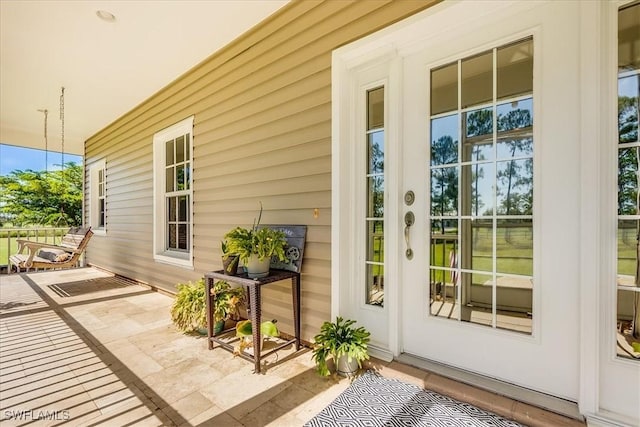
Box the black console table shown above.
[204,269,301,373]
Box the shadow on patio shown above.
[0,268,585,426]
[0,268,350,426]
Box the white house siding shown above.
[83,0,437,342]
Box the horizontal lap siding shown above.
[84,0,436,341]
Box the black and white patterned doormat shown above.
[305,370,524,427]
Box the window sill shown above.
[154,252,193,269]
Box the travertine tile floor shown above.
[0,268,585,426]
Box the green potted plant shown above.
[234,319,280,354]
[211,280,245,334]
[221,239,239,275]
[170,278,244,335]
[223,204,287,278]
[312,317,371,377]
[170,278,208,334]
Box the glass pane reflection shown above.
[431,167,458,216]
[431,114,458,165]
[617,219,638,282]
[368,131,385,174]
[367,221,384,263]
[367,87,384,130]
[618,147,639,215]
[496,219,533,276]
[431,63,458,115]
[368,177,384,218]
[496,159,533,215]
[497,38,533,100]
[618,75,639,144]
[461,163,494,216]
[462,50,493,108]
[460,219,493,272]
[366,264,384,306]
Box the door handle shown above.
[404,211,415,260]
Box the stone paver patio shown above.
[0,268,585,426]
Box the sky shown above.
[0,143,83,176]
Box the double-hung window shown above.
[89,159,106,234]
[153,116,194,268]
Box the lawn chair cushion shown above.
[38,248,72,263]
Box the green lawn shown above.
[430,225,534,284]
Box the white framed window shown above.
[89,159,106,235]
[153,116,194,268]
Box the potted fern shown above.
[223,204,287,278]
[312,317,371,377]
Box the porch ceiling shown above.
[0,0,288,156]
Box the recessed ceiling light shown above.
[96,10,116,22]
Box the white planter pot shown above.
[246,254,270,278]
[336,355,360,377]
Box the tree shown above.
[0,163,82,226]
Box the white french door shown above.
[398,1,580,400]
[334,0,639,422]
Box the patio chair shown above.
[9,227,93,272]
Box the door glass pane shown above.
[462,272,493,327]
[460,219,493,272]
[616,2,640,361]
[618,147,638,215]
[431,114,459,165]
[497,98,533,132]
[619,4,640,71]
[496,275,532,334]
[463,107,493,162]
[368,131,385,174]
[461,50,492,108]
[497,38,533,100]
[430,220,458,269]
[368,177,384,218]
[366,264,384,306]
[619,76,639,144]
[367,87,384,130]
[496,159,533,215]
[366,220,384,306]
[497,219,533,276]
[461,163,494,216]
[431,62,458,115]
[431,167,458,216]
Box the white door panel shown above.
[400,0,579,400]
